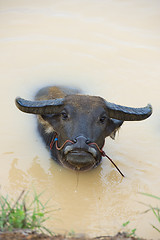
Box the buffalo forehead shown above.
[65,95,105,112]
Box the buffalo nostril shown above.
[85,139,91,144]
[72,139,77,143]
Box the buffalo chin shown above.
[63,151,97,171]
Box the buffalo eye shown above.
[41,114,55,121]
[99,115,107,124]
[61,111,69,120]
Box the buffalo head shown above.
[15,86,152,172]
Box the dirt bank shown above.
[0,230,148,240]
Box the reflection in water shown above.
[0,0,160,239]
[9,158,28,190]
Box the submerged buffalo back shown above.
[35,86,80,101]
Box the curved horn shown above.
[105,101,152,121]
[15,97,64,114]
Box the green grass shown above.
[122,221,137,237]
[122,193,160,238]
[0,190,54,235]
[140,192,160,233]
[1,190,159,238]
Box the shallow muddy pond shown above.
[0,1,160,239]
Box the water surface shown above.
[0,1,160,239]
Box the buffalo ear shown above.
[106,119,124,140]
[110,129,119,140]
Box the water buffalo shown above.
[15,86,152,172]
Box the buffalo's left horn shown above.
[15,97,64,114]
[105,101,152,121]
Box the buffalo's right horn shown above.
[15,97,64,115]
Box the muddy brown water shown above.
[0,1,160,239]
